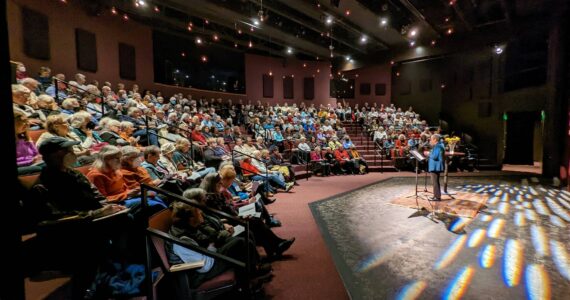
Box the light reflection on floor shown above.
[396,179,570,299]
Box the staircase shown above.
[342,121,397,172]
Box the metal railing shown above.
[141,183,251,299]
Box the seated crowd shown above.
[14,63,433,297]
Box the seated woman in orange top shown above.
[119,146,160,189]
[87,145,166,210]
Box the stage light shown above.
[467,229,486,248]
[395,280,427,300]
[487,219,505,238]
[325,16,333,25]
[442,266,475,300]
[213,34,219,41]
[503,239,524,287]
[380,17,388,26]
[286,47,293,54]
[434,235,467,270]
[525,265,551,300]
[200,55,208,62]
[123,14,129,21]
[195,37,202,44]
[550,240,570,280]
[111,7,118,15]
[479,245,496,268]
[530,225,549,257]
[494,45,504,55]
[360,35,368,44]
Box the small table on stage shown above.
[424,151,465,197]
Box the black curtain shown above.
[504,111,539,164]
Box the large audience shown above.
[14,62,435,297]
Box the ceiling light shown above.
[122,14,129,21]
[345,56,351,61]
[380,17,388,26]
[409,41,415,47]
[111,7,117,15]
[431,40,437,46]
[201,55,208,62]
[269,71,273,76]
[195,37,202,44]
[136,0,146,7]
[446,28,454,35]
[360,35,368,43]
[345,9,350,16]
[286,47,293,54]
[154,6,160,13]
[253,19,260,26]
[494,45,504,55]
[249,41,253,48]
[234,43,238,48]
[325,16,333,25]
[410,29,418,37]
[303,63,307,67]
[213,34,219,41]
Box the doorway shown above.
[503,111,542,167]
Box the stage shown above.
[310,176,570,299]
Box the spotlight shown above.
[345,56,351,61]
[317,69,320,73]
[181,52,186,57]
[360,35,368,44]
[201,55,208,62]
[390,60,395,65]
[441,83,446,88]
[123,14,129,21]
[431,40,437,46]
[237,29,242,34]
[253,19,260,26]
[380,17,388,26]
[195,37,202,44]
[185,75,189,79]
[187,25,193,31]
[303,63,307,68]
[446,28,454,35]
[325,16,333,25]
[396,72,400,77]
[269,71,273,76]
[409,41,416,47]
[213,34,219,41]
[136,0,146,7]
[248,41,253,48]
[154,6,160,13]
[234,43,238,48]
[494,45,504,55]
[286,47,293,54]
[345,9,350,16]
[111,7,118,15]
[410,29,418,37]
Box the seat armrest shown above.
[169,260,205,272]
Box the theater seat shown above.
[148,209,236,300]
[28,129,46,145]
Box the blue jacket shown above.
[428,142,445,173]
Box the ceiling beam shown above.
[160,0,334,58]
[396,0,442,37]
[247,0,366,54]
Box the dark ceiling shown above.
[84,0,560,62]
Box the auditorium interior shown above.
[3,0,570,299]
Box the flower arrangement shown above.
[444,136,461,145]
[444,136,461,153]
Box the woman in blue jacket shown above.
[428,134,445,200]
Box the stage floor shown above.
[310,176,570,299]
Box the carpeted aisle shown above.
[264,173,406,299]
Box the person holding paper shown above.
[200,171,295,259]
[428,134,445,200]
[168,196,271,289]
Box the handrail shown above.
[231,149,269,184]
[52,77,105,116]
[141,183,250,300]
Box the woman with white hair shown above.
[87,145,166,210]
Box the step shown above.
[25,276,71,300]
[368,166,398,172]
